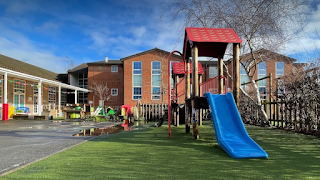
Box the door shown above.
[14,94,25,107]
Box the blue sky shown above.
[0,0,319,74]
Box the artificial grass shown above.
[2,121,320,180]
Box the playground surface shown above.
[0,120,120,175]
[1,121,320,180]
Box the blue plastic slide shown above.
[203,92,268,159]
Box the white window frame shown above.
[78,73,88,104]
[151,61,161,100]
[111,65,118,72]
[276,62,285,78]
[240,64,249,90]
[13,79,26,108]
[48,86,56,104]
[111,88,118,96]
[133,61,142,100]
[209,66,218,79]
[258,62,267,99]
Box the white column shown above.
[4,72,7,104]
[38,79,42,116]
[58,85,61,117]
[74,90,77,104]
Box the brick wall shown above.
[88,64,124,107]
[123,50,182,106]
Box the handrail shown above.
[199,76,228,95]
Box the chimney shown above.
[105,56,108,62]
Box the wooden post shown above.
[218,56,224,94]
[233,43,240,107]
[185,57,191,133]
[192,45,199,139]
[199,74,203,126]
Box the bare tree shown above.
[90,81,111,106]
[165,0,309,125]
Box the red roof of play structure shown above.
[172,62,204,75]
[185,27,242,43]
[183,27,242,59]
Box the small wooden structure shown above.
[183,27,242,139]
[168,27,242,139]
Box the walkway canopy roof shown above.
[183,27,242,59]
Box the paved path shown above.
[0,120,119,175]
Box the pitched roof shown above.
[120,48,181,61]
[68,63,88,73]
[88,60,122,65]
[227,49,296,64]
[0,53,59,81]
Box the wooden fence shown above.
[240,100,320,136]
[138,103,168,121]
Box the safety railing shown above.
[199,76,227,95]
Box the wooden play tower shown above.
[168,27,242,139]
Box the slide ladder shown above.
[203,92,268,159]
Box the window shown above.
[61,88,67,106]
[209,67,218,78]
[78,73,88,104]
[14,79,25,107]
[240,65,249,90]
[133,62,142,100]
[111,65,118,72]
[111,88,118,96]
[152,61,161,100]
[33,85,38,114]
[170,61,178,90]
[276,62,285,78]
[258,62,267,99]
[48,86,56,104]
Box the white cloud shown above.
[35,21,62,34]
[131,26,146,38]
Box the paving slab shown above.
[0,120,119,175]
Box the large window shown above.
[133,62,142,100]
[14,79,25,107]
[111,65,118,72]
[276,62,285,97]
[276,62,285,78]
[33,85,38,114]
[209,66,218,78]
[170,61,178,90]
[240,65,249,90]
[49,86,56,105]
[152,61,161,100]
[78,73,88,104]
[258,62,267,99]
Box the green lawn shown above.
[2,121,320,180]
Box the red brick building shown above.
[68,57,123,107]
[121,48,182,106]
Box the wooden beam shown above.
[233,43,240,107]
[199,74,203,126]
[218,56,224,94]
[192,45,199,139]
[185,55,191,133]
